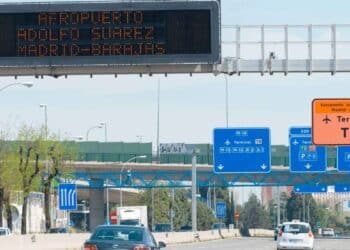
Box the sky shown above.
[0,0,350,148]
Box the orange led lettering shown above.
[61,44,68,56]
[38,29,48,41]
[28,29,37,42]
[123,28,132,40]
[28,45,38,56]
[48,13,57,25]
[49,29,58,41]
[101,12,110,24]
[112,12,121,24]
[102,28,111,40]
[71,28,80,41]
[145,27,154,40]
[17,29,27,41]
[80,12,90,24]
[70,44,80,56]
[102,44,111,56]
[59,13,69,25]
[112,44,122,55]
[91,44,101,56]
[17,45,27,56]
[49,44,58,56]
[59,28,69,40]
[156,43,166,54]
[124,44,133,55]
[91,27,101,40]
[124,11,131,24]
[144,43,154,54]
[38,13,48,25]
[134,28,142,40]
[71,13,80,25]
[134,11,143,24]
[38,44,48,56]
[112,28,122,40]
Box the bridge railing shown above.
[219,24,350,75]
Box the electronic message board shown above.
[0,0,220,69]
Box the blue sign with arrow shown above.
[294,185,328,193]
[216,202,227,218]
[289,127,327,173]
[337,146,350,172]
[213,128,271,173]
[58,183,77,211]
[335,185,350,193]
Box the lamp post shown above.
[100,122,107,142]
[86,125,103,141]
[0,82,33,92]
[119,155,147,206]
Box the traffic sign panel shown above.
[335,185,350,193]
[337,146,350,172]
[58,183,77,211]
[216,202,226,218]
[312,99,350,145]
[213,128,271,173]
[289,127,327,173]
[294,185,328,193]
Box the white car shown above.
[277,221,314,250]
[0,227,11,236]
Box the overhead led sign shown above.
[0,1,220,66]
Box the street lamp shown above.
[0,82,34,92]
[119,155,147,207]
[100,122,107,142]
[86,125,103,141]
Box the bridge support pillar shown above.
[89,179,104,231]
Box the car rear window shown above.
[282,224,310,234]
[0,229,7,235]
[91,227,144,242]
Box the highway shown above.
[166,238,349,250]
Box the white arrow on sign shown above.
[305,163,312,169]
[260,164,267,170]
[217,164,224,170]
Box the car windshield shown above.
[0,229,7,235]
[282,224,310,234]
[91,227,144,242]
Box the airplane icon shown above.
[322,115,332,124]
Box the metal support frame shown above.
[221,24,350,75]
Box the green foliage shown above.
[172,189,191,230]
[197,201,217,231]
[240,194,271,236]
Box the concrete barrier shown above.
[0,229,241,249]
[249,229,274,237]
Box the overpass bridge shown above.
[72,162,350,188]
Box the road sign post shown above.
[215,202,226,219]
[289,127,327,173]
[213,128,271,173]
[58,183,77,211]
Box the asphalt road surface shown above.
[166,238,350,250]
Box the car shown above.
[179,225,192,232]
[83,225,166,250]
[277,221,314,250]
[322,228,335,237]
[274,224,283,241]
[154,223,171,232]
[211,223,226,230]
[48,227,68,233]
[0,227,11,236]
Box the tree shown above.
[42,138,76,231]
[240,194,271,236]
[172,189,191,230]
[197,201,217,231]
[286,192,303,221]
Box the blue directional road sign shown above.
[335,185,350,193]
[58,183,77,211]
[337,146,350,172]
[294,185,328,193]
[216,202,227,218]
[213,128,271,173]
[289,127,327,173]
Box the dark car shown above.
[84,225,166,250]
[154,223,171,232]
[179,225,192,232]
[48,227,68,233]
